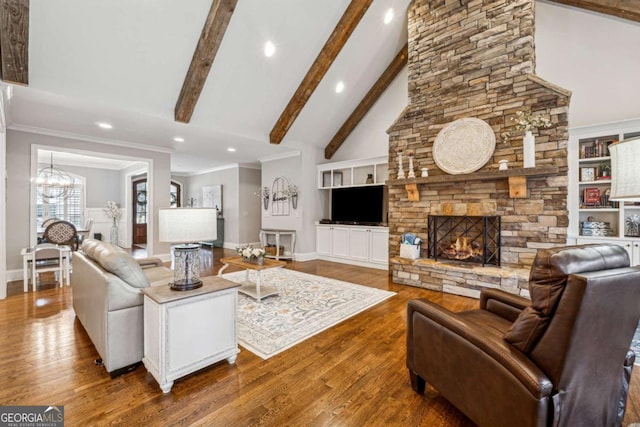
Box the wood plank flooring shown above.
[1,247,639,426]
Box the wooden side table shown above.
[141,276,240,393]
[218,256,286,301]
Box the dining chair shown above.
[39,218,61,243]
[44,220,78,250]
[41,218,59,228]
[77,218,94,245]
[28,244,66,291]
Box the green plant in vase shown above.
[599,162,611,180]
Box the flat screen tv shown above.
[331,186,386,225]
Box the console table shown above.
[141,276,240,393]
[259,228,296,260]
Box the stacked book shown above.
[580,221,615,237]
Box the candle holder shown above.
[397,152,405,179]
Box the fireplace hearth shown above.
[428,216,501,266]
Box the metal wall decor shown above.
[271,177,290,216]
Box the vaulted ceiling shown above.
[0,0,638,173]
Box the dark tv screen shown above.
[331,186,385,224]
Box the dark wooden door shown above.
[133,179,147,245]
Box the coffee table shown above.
[218,256,286,301]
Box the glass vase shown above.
[110,218,119,245]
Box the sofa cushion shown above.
[504,244,630,353]
[98,250,150,288]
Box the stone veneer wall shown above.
[387,0,571,298]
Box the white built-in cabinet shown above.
[569,119,640,266]
[576,237,640,266]
[316,224,388,270]
[317,156,388,188]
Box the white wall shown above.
[328,66,408,162]
[184,165,261,248]
[536,1,640,128]
[238,167,262,244]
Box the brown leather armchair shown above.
[407,244,640,427]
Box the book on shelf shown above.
[579,138,618,159]
[583,187,601,206]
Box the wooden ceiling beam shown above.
[547,0,640,23]
[269,0,373,145]
[0,0,29,85]
[175,0,238,123]
[324,43,408,160]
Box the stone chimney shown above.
[388,0,571,297]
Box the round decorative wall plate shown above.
[432,118,496,175]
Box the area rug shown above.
[632,324,640,365]
[221,269,395,359]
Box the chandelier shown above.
[35,154,76,203]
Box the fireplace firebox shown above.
[428,215,501,266]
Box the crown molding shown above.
[8,123,174,154]
[259,150,301,163]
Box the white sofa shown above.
[71,239,173,376]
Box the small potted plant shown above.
[283,184,299,209]
[599,162,611,180]
[237,244,266,265]
[254,187,270,210]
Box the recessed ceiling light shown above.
[97,122,113,129]
[173,137,185,143]
[335,81,345,93]
[384,8,394,25]
[227,147,236,152]
[264,41,276,57]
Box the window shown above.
[37,174,85,228]
[170,181,181,208]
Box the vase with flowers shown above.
[283,184,299,209]
[237,244,266,265]
[501,110,552,168]
[254,187,271,210]
[103,201,122,245]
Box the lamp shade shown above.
[159,208,217,243]
[610,137,640,202]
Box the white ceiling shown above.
[5,0,410,173]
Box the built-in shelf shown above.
[387,166,560,201]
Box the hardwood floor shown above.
[2,247,640,426]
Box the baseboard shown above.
[315,255,388,271]
[7,269,22,282]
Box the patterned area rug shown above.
[632,324,640,365]
[221,268,395,359]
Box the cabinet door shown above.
[369,229,389,265]
[316,226,331,256]
[631,241,640,267]
[349,228,370,261]
[331,227,350,258]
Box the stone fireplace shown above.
[428,215,501,266]
[387,0,570,298]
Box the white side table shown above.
[259,228,296,260]
[142,276,240,393]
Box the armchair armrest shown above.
[480,288,530,322]
[407,299,552,399]
[136,257,165,269]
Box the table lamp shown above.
[159,208,217,291]
[610,137,640,202]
